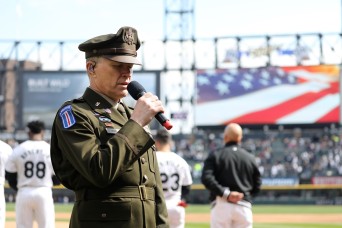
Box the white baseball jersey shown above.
[156,151,193,204]
[5,140,54,188]
[0,140,13,228]
[5,139,55,228]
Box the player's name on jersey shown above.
[158,160,182,168]
[20,149,46,159]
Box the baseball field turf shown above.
[5,203,342,227]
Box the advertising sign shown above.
[21,71,158,129]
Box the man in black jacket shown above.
[201,123,261,228]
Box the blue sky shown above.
[1,0,342,42]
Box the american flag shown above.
[195,66,339,126]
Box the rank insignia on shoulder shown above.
[59,105,76,129]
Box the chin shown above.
[122,91,128,97]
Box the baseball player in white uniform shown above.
[0,140,13,228]
[5,120,58,228]
[155,129,193,228]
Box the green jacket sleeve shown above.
[51,103,154,189]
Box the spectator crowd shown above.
[2,125,342,184]
[172,126,342,183]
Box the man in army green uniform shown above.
[50,26,169,228]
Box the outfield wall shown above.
[5,184,342,205]
[188,184,342,205]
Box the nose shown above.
[125,66,133,74]
[121,69,132,78]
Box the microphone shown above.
[127,81,173,130]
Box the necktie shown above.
[117,103,128,119]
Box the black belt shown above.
[75,185,155,201]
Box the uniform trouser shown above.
[166,203,185,228]
[0,186,5,228]
[210,196,253,228]
[16,187,55,228]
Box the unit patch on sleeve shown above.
[59,105,76,128]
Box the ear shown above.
[86,61,95,73]
[89,65,94,73]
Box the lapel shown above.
[82,88,127,126]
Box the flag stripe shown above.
[223,82,338,124]
[196,82,330,125]
[277,94,339,123]
[317,106,340,122]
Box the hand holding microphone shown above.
[128,81,173,130]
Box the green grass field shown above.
[185,204,342,228]
[184,204,342,214]
[6,203,342,227]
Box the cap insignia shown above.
[123,28,134,45]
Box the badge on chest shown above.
[98,115,120,134]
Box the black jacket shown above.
[201,142,261,203]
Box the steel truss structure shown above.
[1,33,342,72]
[1,32,341,132]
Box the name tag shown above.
[106,128,119,134]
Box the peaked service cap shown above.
[78,26,141,65]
